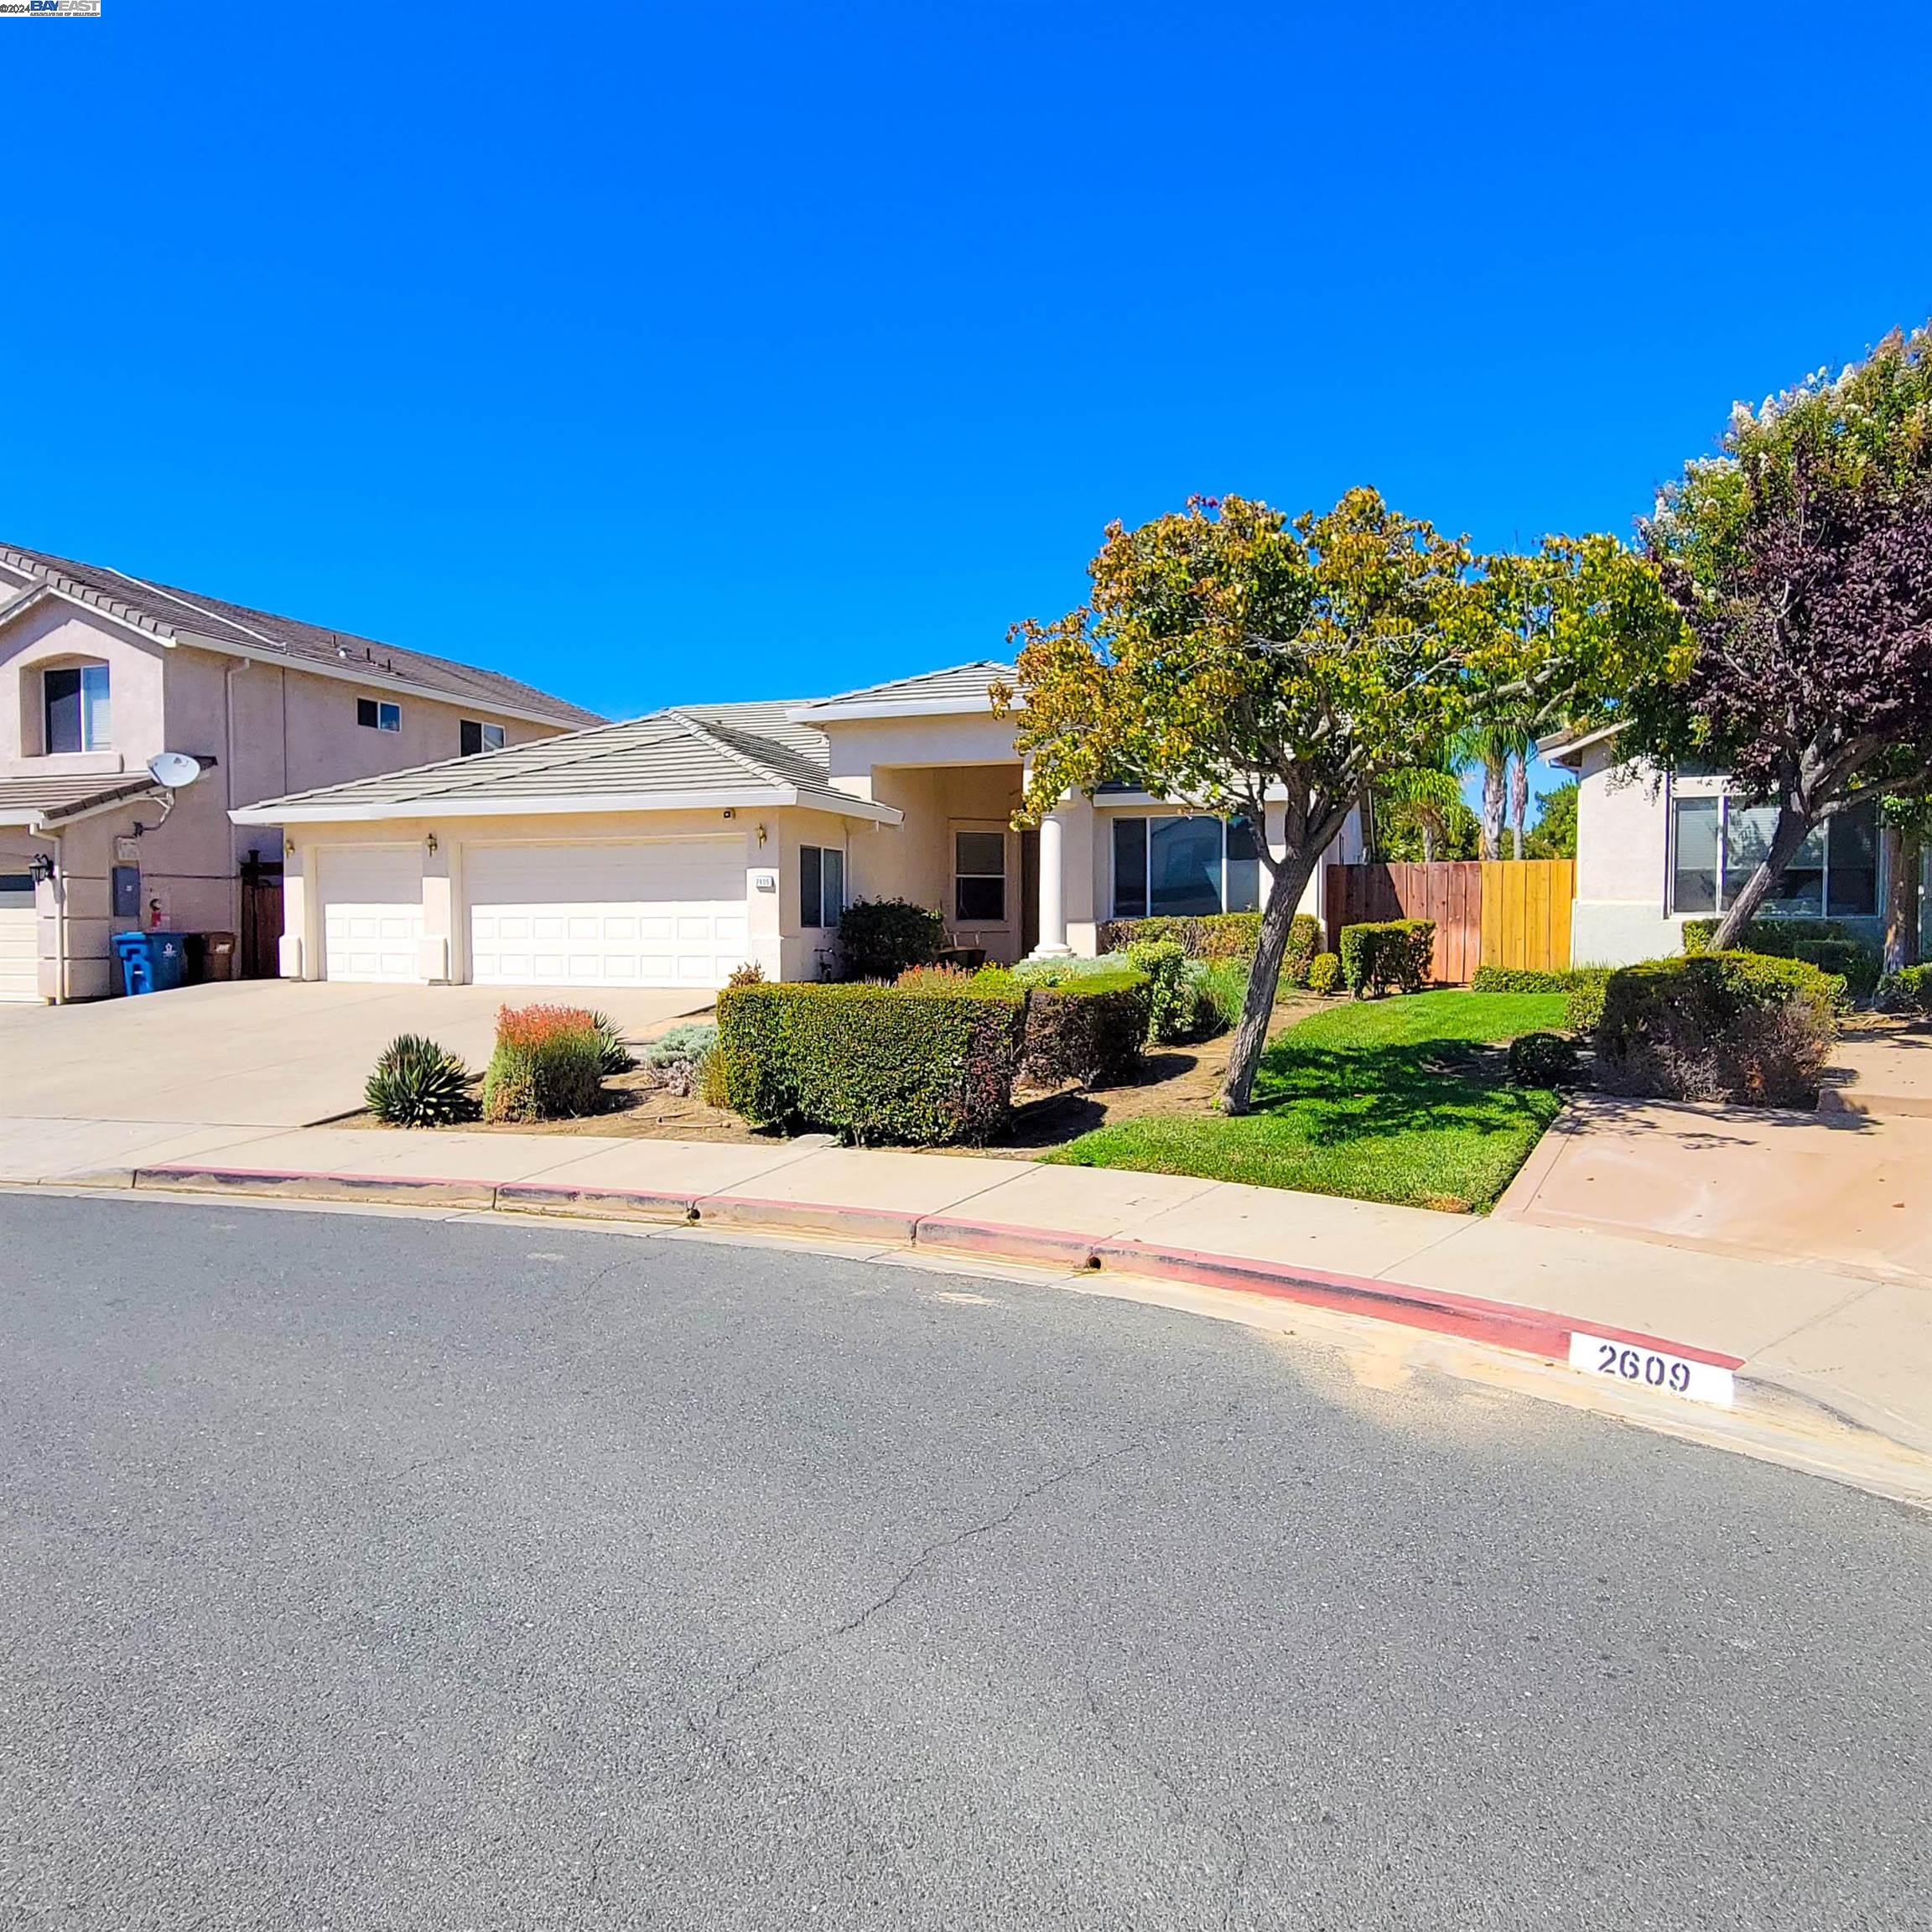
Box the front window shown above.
[800,844,845,928]
[1111,814,1259,918]
[357,698,402,732]
[1671,792,1878,917]
[954,831,1007,924]
[44,664,111,753]
[460,719,506,756]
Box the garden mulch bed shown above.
[331,989,1326,1150]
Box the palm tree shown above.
[1376,763,1466,862]
[1452,719,1536,861]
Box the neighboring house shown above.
[235,662,1365,990]
[1549,725,1888,964]
[0,547,602,1001]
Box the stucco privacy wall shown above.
[0,582,562,998]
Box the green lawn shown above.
[1046,989,1571,1213]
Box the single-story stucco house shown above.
[1550,725,1893,964]
[234,662,1367,989]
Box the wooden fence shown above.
[1322,859,1574,984]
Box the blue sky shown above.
[3,1,1929,813]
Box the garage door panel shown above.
[319,848,423,984]
[0,888,39,1002]
[465,840,745,989]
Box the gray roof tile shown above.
[794,660,1017,714]
[0,545,605,729]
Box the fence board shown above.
[1325,859,1575,984]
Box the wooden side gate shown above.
[239,854,285,979]
[1323,858,1575,984]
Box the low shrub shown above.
[1307,951,1342,996]
[1877,963,1932,1013]
[1470,964,1613,997]
[1009,951,1132,985]
[1339,919,1435,997]
[896,962,979,992]
[1594,953,1840,1107]
[1019,971,1151,1088]
[1683,916,1880,999]
[837,898,948,981]
[715,981,1026,1145]
[584,1009,636,1075]
[639,1021,719,1098]
[1094,911,1264,962]
[483,1003,606,1123]
[1124,938,1199,1043]
[1564,977,1609,1036]
[726,960,766,988]
[1507,1031,1579,1088]
[365,1033,476,1127]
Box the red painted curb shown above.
[695,1195,922,1243]
[915,1214,1101,1270]
[496,1182,696,1222]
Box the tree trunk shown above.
[1420,818,1436,864]
[1884,824,1922,973]
[1478,758,1505,862]
[1221,847,1322,1115]
[1509,753,1528,861]
[1708,802,1811,949]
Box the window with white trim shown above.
[1109,814,1261,918]
[800,844,845,928]
[44,664,111,753]
[357,698,402,732]
[460,719,506,756]
[1670,793,1877,917]
[953,831,1007,924]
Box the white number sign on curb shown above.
[1566,1332,1736,1409]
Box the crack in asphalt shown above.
[698,1436,1150,1748]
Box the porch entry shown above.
[1324,860,1574,984]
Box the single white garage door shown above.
[465,840,746,989]
[319,845,424,983]
[0,870,38,1002]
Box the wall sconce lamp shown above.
[425,833,439,855]
[27,854,54,885]
[756,823,768,847]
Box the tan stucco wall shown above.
[0,579,577,1000]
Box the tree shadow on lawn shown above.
[1246,1036,1556,1148]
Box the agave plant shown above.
[365,1033,477,1127]
[584,1009,637,1075]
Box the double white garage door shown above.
[319,840,748,989]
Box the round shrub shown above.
[483,1004,607,1122]
[366,1034,476,1127]
[639,1021,720,1098]
[836,898,948,982]
[1125,937,1200,1043]
[1594,953,1840,1107]
[1507,1031,1579,1088]
[1307,951,1342,996]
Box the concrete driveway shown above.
[0,980,709,1128]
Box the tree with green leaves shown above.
[1374,764,1478,861]
[1522,781,1578,860]
[1628,323,1932,950]
[997,491,1680,1113]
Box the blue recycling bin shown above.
[113,930,185,995]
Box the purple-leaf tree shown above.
[1630,323,1932,950]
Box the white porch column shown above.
[1031,804,1072,958]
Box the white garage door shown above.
[465,840,746,989]
[0,871,38,1002]
[319,846,424,983]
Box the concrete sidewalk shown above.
[5,1111,1927,1466]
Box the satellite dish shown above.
[147,751,204,789]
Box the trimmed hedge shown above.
[1124,938,1198,1043]
[1470,964,1613,996]
[1683,916,1880,999]
[1307,951,1342,996]
[1565,977,1609,1036]
[1877,963,1932,1013]
[837,897,948,982]
[717,981,1025,1145]
[1016,971,1150,1088]
[1339,919,1435,997]
[1507,1031,1579,1088]
[483,1004,606,1122]
[1594,953,1840,1106]
[1094,911,1265,963]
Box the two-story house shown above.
[0,547,601,1001]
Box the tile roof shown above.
[0,772,164,829]
[0,545,605,730]
[793,660,1018,716]
[234,701,897,824]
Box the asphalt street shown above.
[2,1192,1927,1930]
